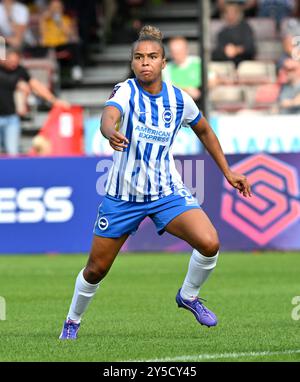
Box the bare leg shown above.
[84,234,129,284]
[66,234,128,323]
[165,209,219,257]
[165,209,219,301]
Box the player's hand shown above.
[108,130,129,152]
[226,171,252,198]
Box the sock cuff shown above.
[78,269,100,292]
[192,249,219,269]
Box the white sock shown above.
[180,249,219,301]
[67,269,100,323]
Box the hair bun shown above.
[139,25,163,41]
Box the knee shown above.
[205,241,219,257]
[84,262,109,284]
[196,234,220,257]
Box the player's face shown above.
[131,41,166,84]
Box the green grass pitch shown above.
[0,252,299,362]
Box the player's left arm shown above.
[191,116,252,198]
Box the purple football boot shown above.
[176,289,218,327]
[59,319,80,340]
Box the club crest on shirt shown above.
[108,86,121,99]
[98,217,109,230]
[162,109,173,124]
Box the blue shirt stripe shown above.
[143,142,153,165]
[165,151,174,190]
[169,87,184,149]
[126,80,136,156]
[147,176,152,202]
[115,173,120,198]
[155,145,165,197]
[143,142,153,201]
[138,90,146,124]
[150,98,159,127]
[162,83,171,129]
[130,165,140,202]
[135,140,142,160]
[116,80,136,197]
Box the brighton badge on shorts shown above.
[98,217,109,230]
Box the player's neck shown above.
[137,78,162,95]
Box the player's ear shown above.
[162,57,166,70]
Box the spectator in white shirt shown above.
[0,0,29,48]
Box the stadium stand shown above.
[209,61,237,84]
[248,83,281,110]
[15,0,299,153]
[247,17,278,40]
[209,85,247,113]
[237,60,277,84]
[21,55,58,90]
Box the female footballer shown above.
[59,26,251,339]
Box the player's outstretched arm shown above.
[191,116,251,198]
[100,106,129,152]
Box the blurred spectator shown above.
[295,0,300,16]
[21,0,47,12]
[277,33,294,72]
[283,17,300,36]
[64,0,100,64]
[277,19,300,84]
[216,0,258,17]
[39,0,83,81]
[278,24,300,71]
[0,0,29,48]
[278,58,300,114]
[212,3,256,66]
[257,0,297,28]
[108,0,145,43]
[103,0,117,39]
[163,36,201,101]
[0,47,69,155]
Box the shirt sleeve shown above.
[13,4,29,25]
[105,81,130,116]
[182,91,202,127]
[18,66,31,82]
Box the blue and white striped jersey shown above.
[104,78,202,202]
